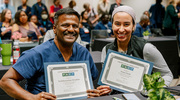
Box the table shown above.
[82,86,180,100]
[92,36,180,78]
[83,92,147,100]
[19,42,39,54]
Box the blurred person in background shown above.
[133,14,151,37]
[0,0,15,18]
[94,13,113,37]
[0,9,13,40]
[31,0,48,21]
[30,15,41,28]
[176,1,180,47]
[163,0,180,36]
[109,0,123,15]
[143,11,150,18]
[12,10,41,41]
[0,13,1,22]
[97,0,110,17]
[79,10,91,43]
[17,0,31,20]
[149,0,165,29]
[49,0,63,24]
[83,3,99,29]
[39,10,53,35]
[68,0,79,14]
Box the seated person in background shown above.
[30,15,41,28]
[49,0,63,24]
[87,6,173,98]
[43,29,81,45]
[0,9,13,40]
[39,10,53,35]
[12,10,41,41]
[17,0,31,20]
[94,13,113,37]
[31,0,48,21]
[79,10,91,43]
[133,14,151,37]
[83,3,99,29]
[0,8,98,100]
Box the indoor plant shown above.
[143,72,175,100]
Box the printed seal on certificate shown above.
[44,61,94,100]
[98,49,153,93]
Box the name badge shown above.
[84,27,89,34]
[107,29,111,33]
[1,27,6,32]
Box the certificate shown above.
[98,50,153,93]
[44,61,93,100]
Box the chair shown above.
[150,28,163,36]
[38,36,44,45]
[90,30,109,51]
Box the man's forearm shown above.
[0,79,35,100]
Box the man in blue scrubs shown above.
[0,8,98,100]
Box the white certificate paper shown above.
[52,68,86,95]
[98,50,153,92]
[45,62,93,100]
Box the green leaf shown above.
[148,89,156,97]
[143,30,150,36]
[164,89,175,100]
[143,74,155,91]
[165,94,176,100]
[152,72,161,80]
[156,78,165,89]
[150,96,158,100]
[156,88,165,100]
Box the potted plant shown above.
[143,30,151,40]
[143,72,175,100]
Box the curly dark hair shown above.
[15,10,27,25]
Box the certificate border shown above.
[98,49,153,93]
[44,61,93,100]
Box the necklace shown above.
[118,48,127,54]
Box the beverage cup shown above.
[0,43,12,65]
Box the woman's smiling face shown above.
[112,12,135,43]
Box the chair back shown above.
[91,30,109,45]
[90,30,109,51]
